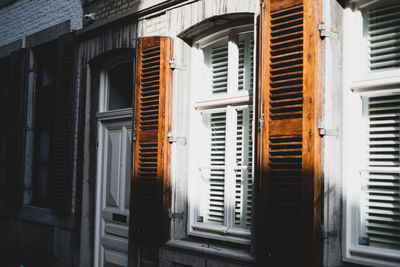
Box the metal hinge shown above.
[259,114,264,130]
[317,225,338,239]
[318,120,338,137]
[169,58,186,70]
[167,132,186,144]
[318,23,339,39]
[167,208,184,221]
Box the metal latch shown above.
[318,120,338,137]
[318,23,339,39]
[317,225,338,239]
[167,208,184,221]
[167,132,186,144]
[169,58,186,70]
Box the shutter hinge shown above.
[318,23,339,39]
[96,141,99,149]
[317,224,338,239]
[318,119,338,137]
[167,208,184,221]
[169,58,186,70]
[259,115,264,130]
[167,132,186,144]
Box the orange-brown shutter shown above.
[131,37,173,252]
[258,0,322,266]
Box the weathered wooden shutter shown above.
[53,32,76,213]
[5,49,27,211]
[258,0,322,266]
[132,37,173,250]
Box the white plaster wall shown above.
[322,0,345,266]
[0,0,83,46]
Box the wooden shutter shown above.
[5,49,28,211]
[53,32,76,213]
[258,0,322,266]
[132,37,173,251]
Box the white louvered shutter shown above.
[367,2,400,71]
[361,94,400,249]
[209,40,228,94]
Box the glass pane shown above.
[204,38,228,95]
[108,61,133,110]
[359,94,400,250]
[0,136,6,161]
[234,107,253,229]
[38,166,49,197]
[201,111,227,226]
[238,32,254,92]
[39,132,50,162]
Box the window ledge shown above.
[344,245,400,267]
[163,239,256,264]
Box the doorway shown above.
[94,60,134,267]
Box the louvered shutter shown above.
[132,37,173,252]
[361,94,400,249]
[367,2,400,71]
[5,49,27,211]
[209,40,228,94]
[258,0,322,266]
[53,32,76,213]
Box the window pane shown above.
[39,132,50,162]
[360,94,400,250]
[365,2,400,71]
[108,61,133,110]
[197,111,227,226]
[238,32,254,92]
[234,107,253,229]
[38,166,49,198]
[204,39,228,95]
[0,136,6,200]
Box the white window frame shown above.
[187,26,255,245]
[343,1,400,266]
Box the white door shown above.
[95,118,132,267]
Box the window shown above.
[0,59,8,201]
[344,0,400,265]
[188,29,254,243]
[32,41,57,207]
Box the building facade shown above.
[0,0,399,267]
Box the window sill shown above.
[344,245,400,267]
[162,239,256,264]
[0,203,74,229]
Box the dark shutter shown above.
[258,0,322,266]
[131,37,173,255]
[53,32,76,213]
[5,49,28,211]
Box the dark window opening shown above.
[32,41,57,207]
[0,60,9,201]
[108,61,133,111]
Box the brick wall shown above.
[83,0,141,22]
[0,0,82,46]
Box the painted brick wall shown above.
[0,0,82,46]
[83,0,140,22]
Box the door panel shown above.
[97,119,132,267]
